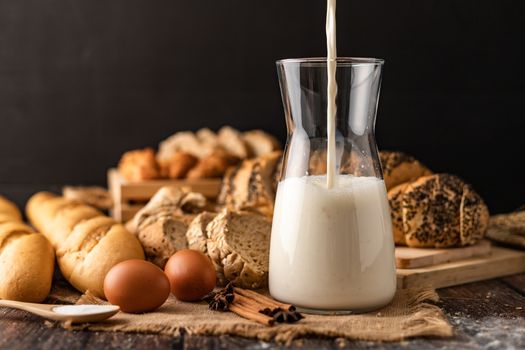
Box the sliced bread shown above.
[186,211,216,254]
[206,208,271,289]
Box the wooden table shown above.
[1,275,525,349]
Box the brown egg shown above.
[103,259,171,313]
[164,250,216,301]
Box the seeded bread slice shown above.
[206,208,271,289]
[186,211,216,254]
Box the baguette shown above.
[26,192,144,298]
[0,196,54,302]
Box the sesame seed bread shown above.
[460,184,490,246]
[388,174,489,248]
[206,208,271,289]
[380,151,432,190]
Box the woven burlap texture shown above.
[50,286,452,343]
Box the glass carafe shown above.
[269,58,396,313]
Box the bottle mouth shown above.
[276,57,384,67]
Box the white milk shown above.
[269,175,396,311]
[326,0,337,189]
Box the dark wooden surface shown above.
[2,275,525,350]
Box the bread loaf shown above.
[127,187,207,267]
[218,151,282,217]
[206,208,271,288]
[242,130,281,157]
[26,192,144,298]
[218,126,249,159]
[380,151,432,190]
[388,174,489,248]
[0,196,54,302]
[186,211,216,254]
[118,148,160,182]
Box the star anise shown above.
[259,307,304,323]
[202,282,235,311]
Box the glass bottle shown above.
[269,58,396,313]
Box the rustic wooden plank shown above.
[396,246,525,289]
[395,240,491,269]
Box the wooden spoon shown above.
[0,300,119,323]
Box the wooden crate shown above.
[107,168,222,222]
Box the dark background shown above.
[0,0,524,213]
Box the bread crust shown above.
[380,151,432,190]
[388,174,489,248]
[186,211,216,254]
[158,152,198,179]
[26,192,144,298]
[243,130,281,157]
[206,209,271,288]
[0,197,55,302]
[118,148,159,182]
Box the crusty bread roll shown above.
[380,151,432,190]
[388,174,489,248]
[0,196,54,302]
[26,192,144,298]
[118,148,160,182]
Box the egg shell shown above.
[103,259,171,313]
[164,249,216,302]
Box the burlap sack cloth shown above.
[49,284,452,343]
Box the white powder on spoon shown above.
[53,304,118,315]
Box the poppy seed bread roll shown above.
[380,151,432,190]
[0,196,54,302]
[387,174,489,248]
[26,192,144,298]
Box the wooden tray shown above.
[396,246,525,289]
[107,169,222,222]
[395,240,492,269]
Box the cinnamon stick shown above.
[234,293,267,311]
[234,287,295,311]
[229,303,275,326]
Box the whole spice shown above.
[203,284,304,326]
[259,307,304,323]
[202,283,235,311]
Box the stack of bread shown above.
[381,151,490,248]
[26,192,145,298]
[127,186,271,289]
[0,196,54,302]
[118,126,281,182]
